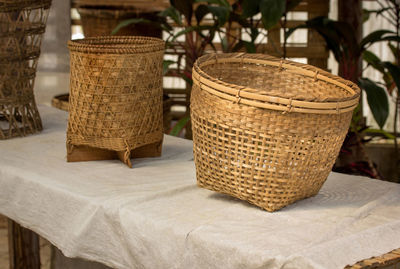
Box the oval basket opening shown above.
[68,36,165,54]
[195,53,360,103]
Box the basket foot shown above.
[67,140,163,168]
[130,141,162,158]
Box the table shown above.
[1,105,400,269]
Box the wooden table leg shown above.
[8,219,40,269]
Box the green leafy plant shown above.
[363,1,400,149]
[287,1,400,179]
[113,0,301,137]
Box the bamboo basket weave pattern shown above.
[0,0,51,139]
[52,93,172,133]
[346,248,400,269]
[191,53,360,212]
[67,36,165,167]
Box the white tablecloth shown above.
[1,106,400,269]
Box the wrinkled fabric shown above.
[1,106,399,269]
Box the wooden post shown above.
[266,26,282,57]
[308,0,330,70]
[8,219,40,269]
[338,0,362,82]
[336,0,382,179]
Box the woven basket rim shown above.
[68,36,165,54]
[192,53,361,114]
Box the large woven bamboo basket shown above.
[78,7,162,38]
[191,53,360,212]
[67,36,165,167]
[0,0,51,139]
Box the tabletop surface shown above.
[1,105,400,269]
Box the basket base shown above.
[67,140,162,168]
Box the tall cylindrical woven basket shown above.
[191,53,360,212]
[67,36,165,168]
[0,0,52,139]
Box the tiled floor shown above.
[0,215,51,269]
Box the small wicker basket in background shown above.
[191,53,360,212]
[73,0,169,10]
[0,0,52,139]
[78,7,162,38]
[67,36,165,167]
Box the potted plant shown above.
[287,0,400,181]
[116,0,305,137]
